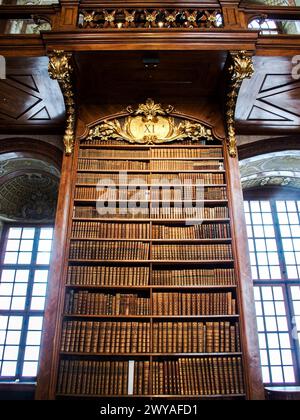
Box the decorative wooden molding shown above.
[225,51,254,158]
[87,98,215,144]
[79,9,223,29]
[48,50,75,156]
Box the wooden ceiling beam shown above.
[0,35,45,57]
[42,30,258,52]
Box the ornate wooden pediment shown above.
[86,99,215,145]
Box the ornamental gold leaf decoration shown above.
[87,99,214,145]
[48,50,76,156]
[226,51,254,158]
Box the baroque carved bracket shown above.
[87,99,215,145]
[226,51,254,158]
[48,50,76,156]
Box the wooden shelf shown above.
[78,157,223,161]
[63,314,239,320]
[75,184,227,188]
[70,237,232,243]
[68,259,234,263]
[79,144,223,149]
[77,169,225,175]
[73,199,228,204]
[72,217,231,223]
[56,393,246,399]
[60,352,243,357]
[65,284,237,290]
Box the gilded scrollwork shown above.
[226,51,254,158]
[87,99,214,145]
[48,50,76,156]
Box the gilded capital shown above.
[226,51,254,158]
[48,50,76,156]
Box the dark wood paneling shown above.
[0,57,65,133]
[236,56,300,134]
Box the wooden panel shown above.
[75,51,227,105]
[236,56,300,134]
[0,57,65,133]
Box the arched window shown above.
[241,152,300,386]
[0,143,61,384]
[249,18,279,35]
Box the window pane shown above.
[40,228,53,240]
[245,201,280,280]
[22,228,35,239]
[1,361,17,377]
[38,240,52,252]
[0,226,52,381]
[28,317,43,331]
[24,346,40,361]
[22,362,38,377]
[20,240,34,252]
[6,240,20,252]
[254,286,296,385]
[8,228,22,239]
[4,253,18,265]
[34,270,49,283]
[277,200,300,279]
[1,270,15,283]
[290,286,300,347]
[36,253,51,265]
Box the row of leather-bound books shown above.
[66,266,236,286]
[61,321,240,354]
[64,291,236,316]
[65,291,150,316]
[72,205,229,219]
[78,148,223,159]
[152,358,245,396]
[77,172,225,185]
[159,161,224,170]
[71,221,231,239]
[153,223,231,239]
[74,186,227,201]
[153,322,240,353]
[69,241,149,260]
[78,160,224,172]
[152,148,223,159]
[81,139,207,147]
[61,321,150,354]
[71,222,150,239]
[69,241,232,260]
[152,244,233,260]
[61,321,241,354]
[153,292,236,315]
[57,357,244,396]
[152,268,236,286]
[57,360,133,396]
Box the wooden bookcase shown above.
[36,117,264,400]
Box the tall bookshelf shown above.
[53,136,247,400]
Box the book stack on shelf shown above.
[55,140,246,399]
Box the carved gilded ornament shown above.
[226,51,254,158]
[87,99,214,145]
[48,50,75,156]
